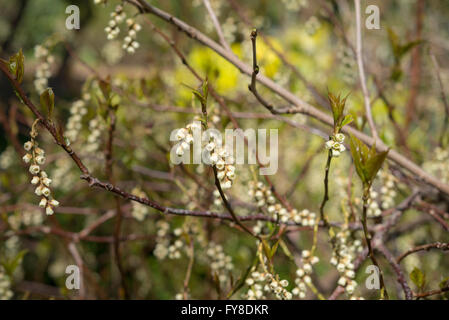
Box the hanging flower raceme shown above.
[33,44,55,93]
[330,229,362,296]
[292,250,319,299]
[248,181,317,227]
[65,93,90,143]
[131,187,150,221]
[210,145,235,189]
[174,121,199,156]
[0,267,13,300]
[123,18,141,54]
[206,242,234,283]
[244,269,292,300]
[85,116,104,153]
[22,120,59,215]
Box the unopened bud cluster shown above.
[248,181,316,226]
[131,187,150,221]
[379,170,397,209]
[206,242,234,283]
[212,190,222,208]
[244,270,292,300]
[0,147,14,170]
[281,0,308,12]
[366,170,398,218]
[65,94,90,143]
[330,229,362,295]
[292,250,319,298]
[174,121,236,189]
[210,145,235,189]
[22,122,59,215]
[123,19,141,54]
[338,46,357,85]
[366,190,382,218]
[34,44,55,93]
[8,209,43,230]
[423,147,449,184]
[85,116,104,153]
[305,16,321,35]
[325,133,346,157]
[174,121,199,156]
[154,221,185,260]
[0,267,13,300]
[104,5,125,40]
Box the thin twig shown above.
[376,243,413,300]
[354,0,379,141]
[202,0,231,52]
[212,166,257,238]
[183,236,195,300]
[430,50,449,146]
[397,242,449,264]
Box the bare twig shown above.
[376,243,413,300]
[212,166,257,238]
[354,0,379,141]
[202,0,231,52]
[183,236,195,300]
[248,29,291,114]
[397,242,449,264]
[414,284,449,299]
[430,50,449,146]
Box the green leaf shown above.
[410,267,426,290]
[1,249,28,276]
[8,49,25,84]
[202,78,209,102]
[349,134,369,184]
[349,135,389,186]
[439,277,449,289]
[40,88,55,118]
[328,91,349,131]
[261,239,272,261]
[341,114,354,128]
[365,147,389,183]
[98,79,111,101]
[398,40,423,59]
[191,89,206,106]
[387,28,400,61]
[270,239,280,259]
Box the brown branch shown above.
[248,29,291,115]
[376,243,413,300]
[397,242,449,264]
[202,0,231,52]
[226,0,329,108]
[212,166,256,238]
[414,284,449,299]
[405,0,424,130]
[414,203,449,232]
[183,236,195,300]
